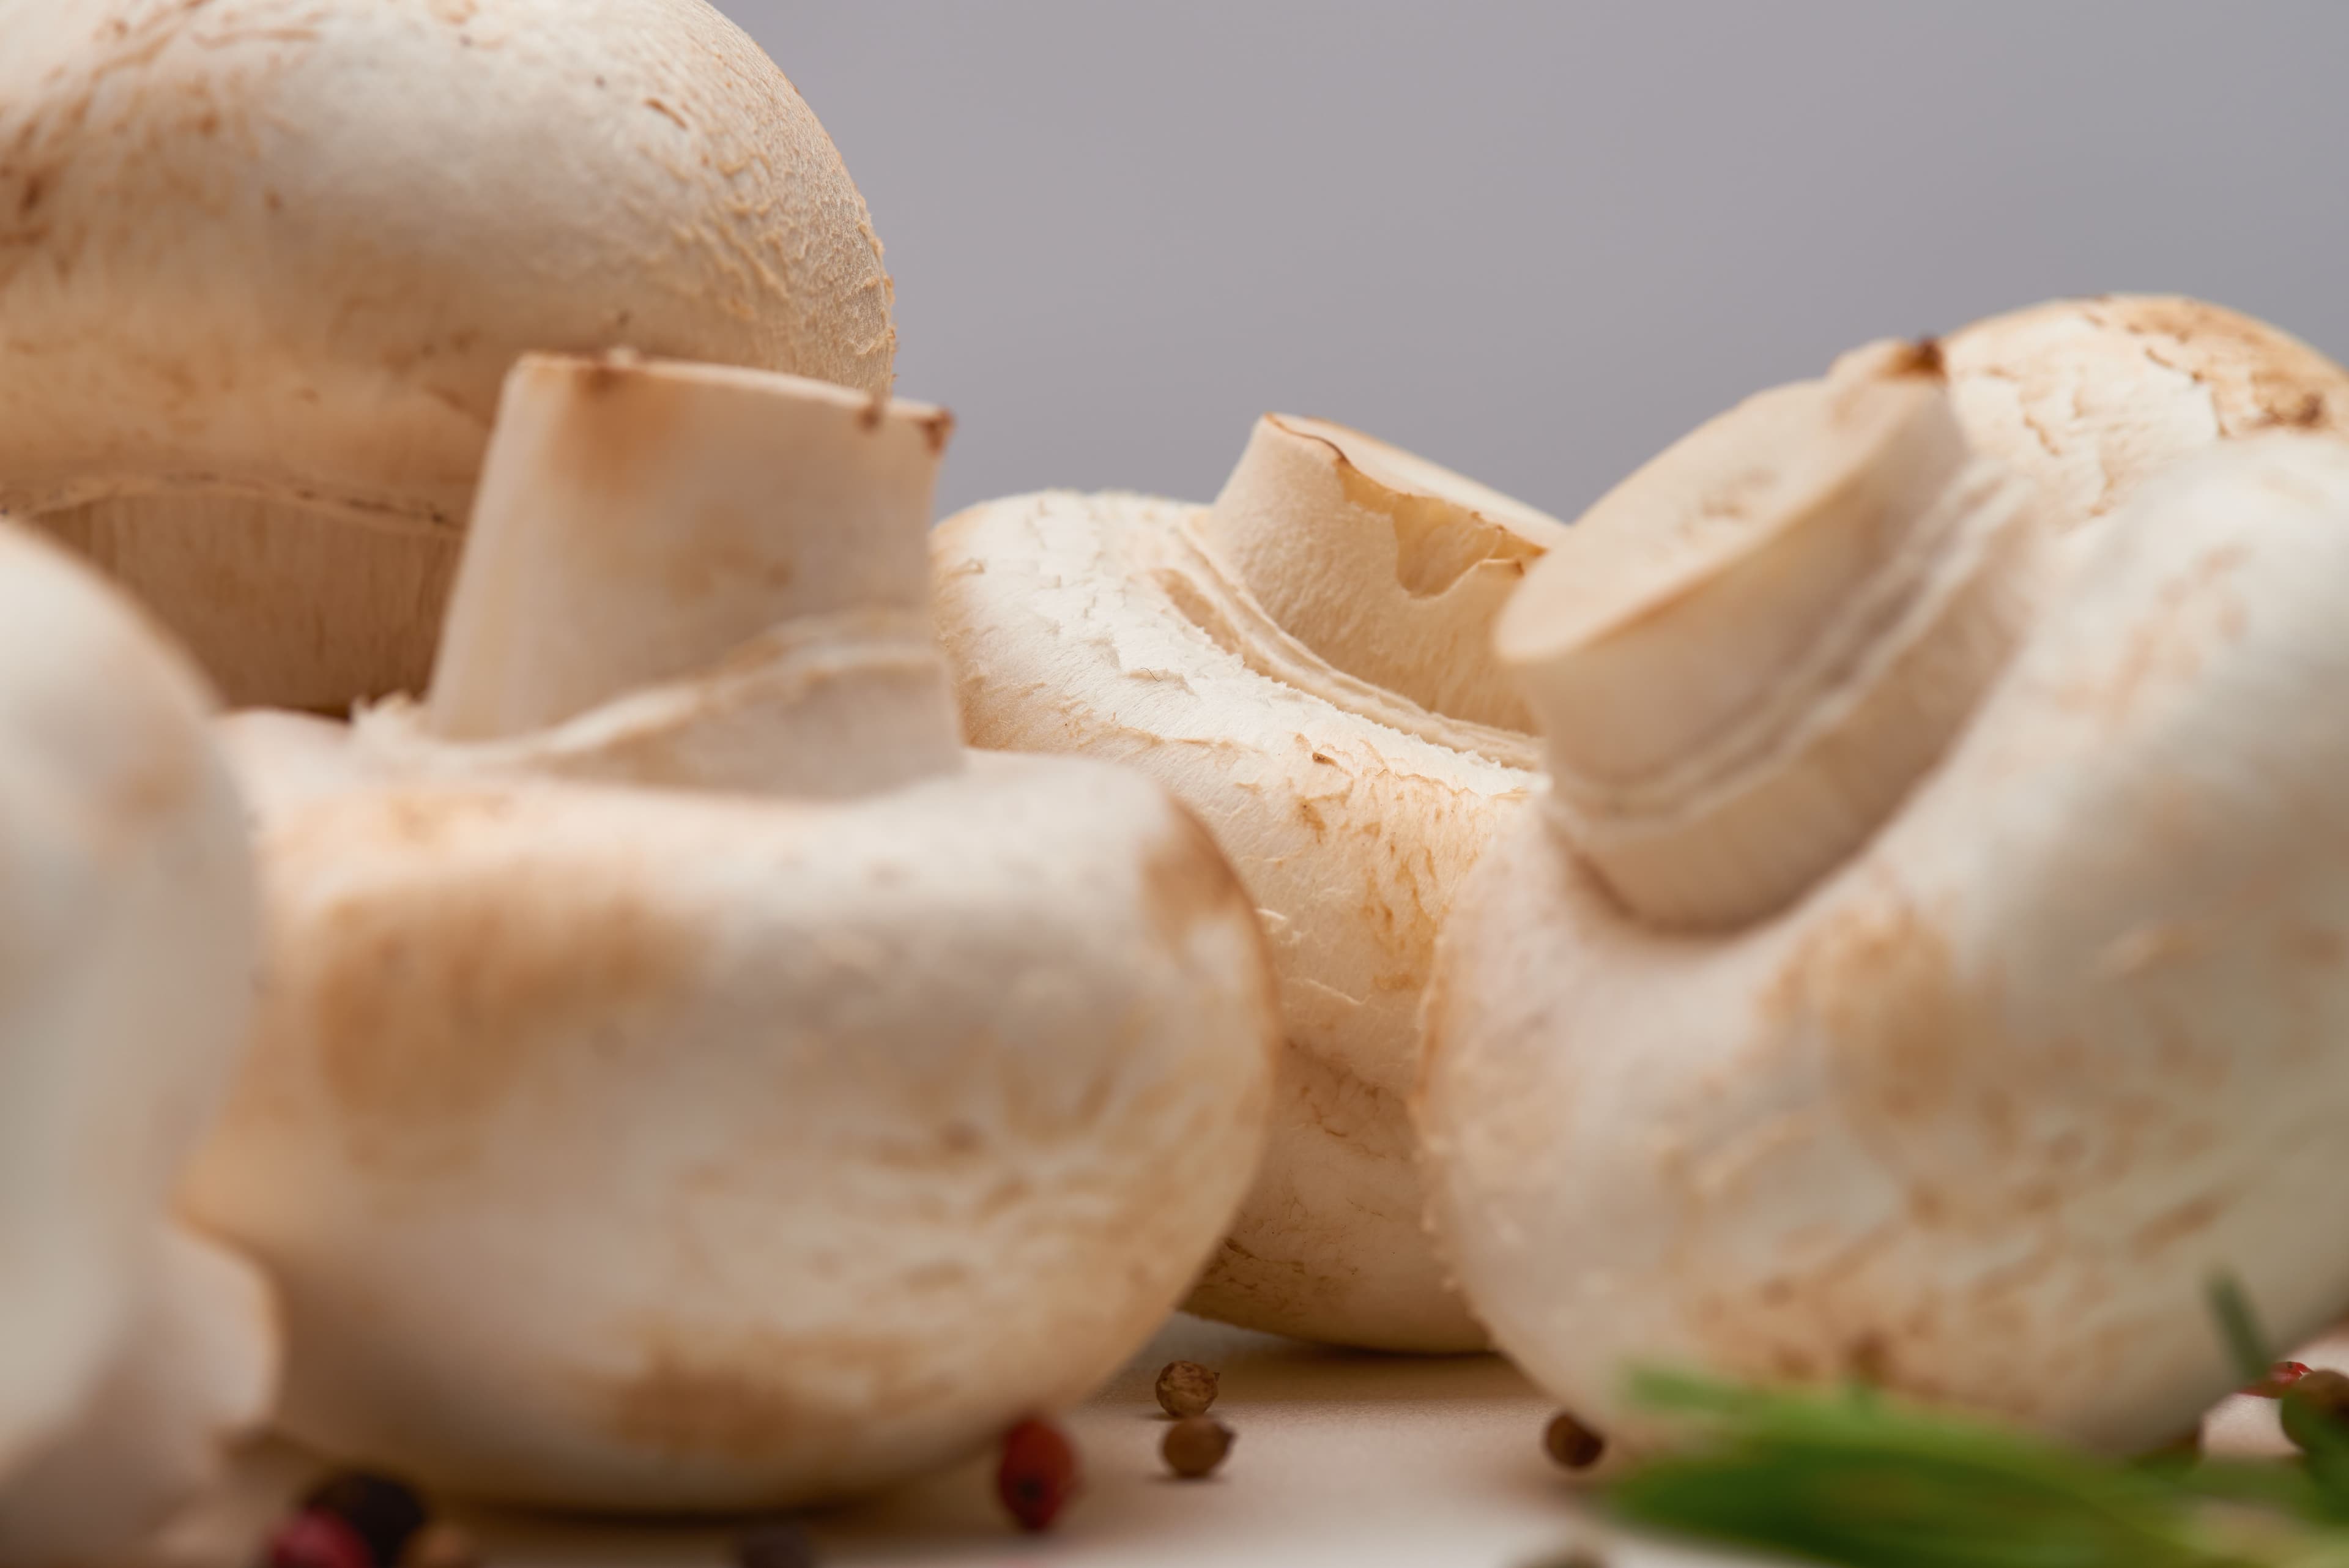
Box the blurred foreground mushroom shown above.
[184,355,1278,1509]
[0,527,271,1564]
[0,0,895,712]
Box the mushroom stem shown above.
[1498,342,2042,929]
[1176,414,1568,735]
[423,355,963,793]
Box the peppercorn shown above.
[400,1523,483,1568]
[1161,1416,1234,1479]
[262,1510,373,1568]
[733,1519,815,1568]
[1154,1360,1219,1419]
[301,1470,431,1568]
[1543,1411,1606,1471]
[2247,1359,2314,1397]
[2282,1368,2349,1453]
[996,1418,1079,1532]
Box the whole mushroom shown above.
[1419,332,2349,1451]
[0,525,270,1565]
[185,354,1279,1510]
[0,0,894,712]
[932,415,1570,1351]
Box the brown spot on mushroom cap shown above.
[1775,888,1995,1140]
[2074,297,2349,444]
[594,1325,944,1465]
[1890,336,1944,379]
[268,793,711,1178]
[2057,543,2251,733]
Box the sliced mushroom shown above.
[0,0,894,713]
[184,355,1278,1509]
[931,415,1569,1352]
[0,526,271,1564]
[1420,334,2349,1451]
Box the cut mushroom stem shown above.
[1173,414,1568,746]
[1497,341,2042,929]
[409,354,963,797]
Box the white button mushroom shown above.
[184,354,1278,1510]
[931,417,1570,1352]
[0,0,895,713]
[1420,337,2349,1452]
[0,527,270,1564]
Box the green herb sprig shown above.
[1605,1276,2349,1568]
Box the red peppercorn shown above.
[2247,1360,2314,1397]
[995,1418,1079,1533]
[264,1510,374,1568]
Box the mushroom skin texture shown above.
[1419,338,2349,1451]
[930,416,1570,1353]
[184,355,1278,1510]
[1943,294,2349,528]
[0,524,273,1565]
[0,0,895,712]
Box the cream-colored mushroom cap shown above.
[0,0,895,712]
[1943,294,2349,527]
[1423,331,2349,1451]
[188,354,1277,1509]
[0,523,272,1564]
[932,415,1570,1352]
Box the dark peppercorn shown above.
[733,1520,815,1568]
[1543,1411,1606,1471]
[996,1418,1079,1532]
[1161,1416,1234,1479]
[2282,1368,2349,1452]
[302,1471,430,1568]
[263,1510,373,1568]
[1154,1361,1219,1419]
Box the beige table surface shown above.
[161,1314,1741,1568]
[165,1316,2349,1568]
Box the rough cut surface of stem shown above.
[1186,414,1568,734]
[1502,343,2039,927]
[410,354,962,797]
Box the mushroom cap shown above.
[932,489,1532,1352]
[1943,295,2349,529]
[0,0,894,707]
[1422,432,2349,1449]
[184,746,1277,1509]
[0,521,264,1554]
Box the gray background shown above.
[720,2,2349,521]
